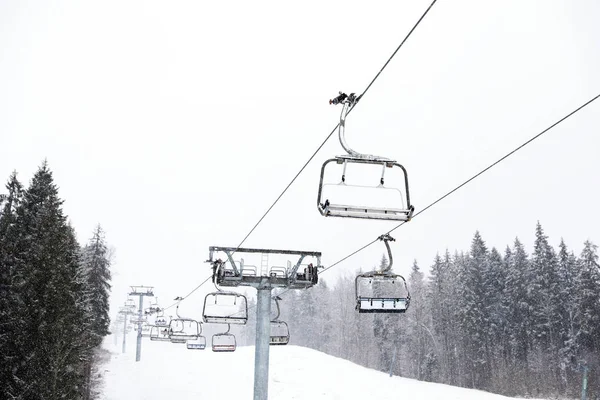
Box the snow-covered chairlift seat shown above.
[186,335,207,350]
[355,273,410,314]
[149,325,171,342]
[203,292,248,325]
[317,157,414,222]
[269,321,290,345]
[212,326,236,352]
[168,318,200,343]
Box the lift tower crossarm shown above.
[208,246,321,258]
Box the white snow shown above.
[101,334,539,400]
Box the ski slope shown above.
[102,335,538,400]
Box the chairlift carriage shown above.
[153,307,168,326]
[186,335,207,350]
[149,325,171,342]
[141,323,151,338]
[212,324,236,352]
[168,318,201,343]
[270,296,290,345]
[125,298,136,311]
[130,315,147,325]
[186,323,207,350]
[317,92,414,221]
[168,302,201,344]
[203,291,248,325]
[355,234,410,313]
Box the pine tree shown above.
[406,260,431,380]
[0,171,26,398]
[504,238,531,394]
[455,231,489,388]
[81,225,112,343]
[428,250,457,384]
[483,247,508,391]
[556,239,579,395]
[574,241,600,352]
[11,162,87,399]
[573,240,600,396]
[528,222,561,392]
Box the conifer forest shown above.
[258,226,600,399]
[2,163,600,400]
[0,163,112,400]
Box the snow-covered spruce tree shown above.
[449,251,469,387]
[11,163,88,400]
[405,260,433,381]
[81,225,112,343]
[573,240,600,395]
[0,171,26,399]
[556,239,579,395]
[454,232,489,389]
[483,247,509,391]
[79,225,112,399]
[503,238,531,394]
[331,273,364,363]
[310,280,334,354]
[528,222,562,393]
[428,250,458,385]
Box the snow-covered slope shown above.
[101,335,536,400]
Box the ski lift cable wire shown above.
[162,275,213,312]
[155,0,440,306]
[231,0,440,253]
[318,92,600,275]
[254,92,600,309]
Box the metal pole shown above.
[254,287,272,400]
[113,322,118,346]
[122,313,127,354]
[581,364,588,400]
[136,296,144,362]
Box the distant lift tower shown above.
[128,285,154,362]
[117,305,135,354]
[207,246,322,400]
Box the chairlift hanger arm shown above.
[271,296,282,322]
[331,91,389,161]
[379,234,395,273]
[289,255,306,281]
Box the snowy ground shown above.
[102,334,539,400]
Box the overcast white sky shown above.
[1,0,599,320]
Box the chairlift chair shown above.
[212,324,237,352]
[187,338,207,350]
[186,322,207,349]
[317,92,414,221]
[186,335,207,350]
[141,324,151,337]
[355,234,410,313]
[149,325,171,342]
[125,299,136,310]
[203,291,248,325]
[168,318,200,344]
[270,296,290,345]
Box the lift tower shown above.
[128,285,154,362]
[208,246,322,400]
[117,303,135,354]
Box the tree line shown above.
[0,162,112,400]
[274,223,600,399]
